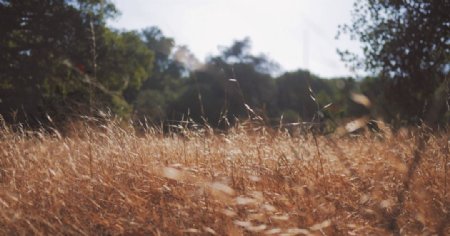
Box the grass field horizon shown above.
[0,117,448,235]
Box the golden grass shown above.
[0,120,448,235]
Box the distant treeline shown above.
[1,0,448,130]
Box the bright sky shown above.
[108,0,361,78]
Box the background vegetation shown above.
[1,0,448,129]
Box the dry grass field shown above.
[0,119,448,235]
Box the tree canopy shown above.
[0,0,448,129]
[339,0,450,125]
[0,0,154,122]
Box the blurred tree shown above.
[210,38,277,123]
[1,0,86,122]
[134,89,167,123]
[0,0,115,122]
[339,0,450,125]
[169,38,278,126]
[0,0,155,123]
[276,70,319,121]
[134,27,191,122]
[142,27,177,77]
[95,29,154,117]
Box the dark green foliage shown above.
[167,39,278,126]
[134,27,190,123]
[0,0,95,122]
[0,0,154,123]
[339,0,450,125]
[95,29,154,116]
[276,70,322,120]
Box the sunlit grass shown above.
[0,119,448,235]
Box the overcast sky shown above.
[108,0,361,78]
